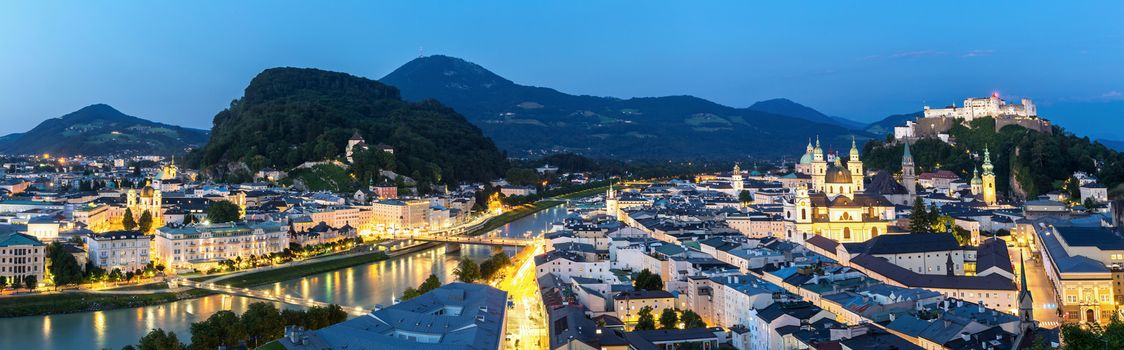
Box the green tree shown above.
[659,308,679,330]
[0,276,7,293]
[123,208,137,231]
[908,197,931,233]
[109,268,123,285]
[738,190,753,204]
[401,287,421,301]
[241,302,283,348]
[189,310,247,350]
[680,310,706,328]
[504,168,540,186]
[46,242,83,289]
[634,269,664,291]
[138,210,154,233]
[419,274,441,292]
[138,328,186,350]
[453,259,481,283]
[207,200,242,223]
[635,306,656,330]
[182,213,195,225]
[23,275,37,291]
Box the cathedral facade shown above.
[784,137,894,244]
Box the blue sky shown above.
[2,1,1123,140]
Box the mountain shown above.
[0,104,209,156]
[1099,139,1124,152]
[747,98,864,129]
[864,111,923,136]
[380,55,868,160]
[194,67,507,185]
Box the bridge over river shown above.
[169,278,373,315]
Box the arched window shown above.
[843,228,851,240]
[800,209,807,221]
[871,227,879,237]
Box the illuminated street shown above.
[1013,246,1061,328]
[498,244,548,349]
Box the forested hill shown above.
[861,117,1124,200]
[381,55,868,160]
[0,104,209,156]
[193,67,507,185]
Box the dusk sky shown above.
[3,1,1123,140]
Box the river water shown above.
[0,205,568,349]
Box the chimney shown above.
[978,301,985,313]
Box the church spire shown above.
[981,145,994,175]
[902,141,913,164]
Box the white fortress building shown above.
[923,93,1037,121]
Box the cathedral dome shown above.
[799,152,813,164]
[141,185,156,198]
[825,163,852,184]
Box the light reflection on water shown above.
[0,206,567,349]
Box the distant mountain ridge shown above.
[380,55,871,159]
[0,104,209,156]
[864,111,923,136]
[748,98,864,129]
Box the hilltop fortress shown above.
[896,93,1052,141]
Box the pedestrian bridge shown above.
[409,234,541,247]
[169,278,371,315]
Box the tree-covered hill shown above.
[193,67,507,186]
[0,104,209,156]
[861,117,1124,199]
[381,55,869,160]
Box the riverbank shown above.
[0,248,406,318]
[0,287,213,318]
[468,200,564,236]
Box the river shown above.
[0,205,569,349]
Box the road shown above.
[1012,246,1061,328]
[497,244,549,349]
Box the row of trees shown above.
[453,251,512,283]
[0,275,37,293]
[401,274,442,301]
[128,302,348,350]
[122,208,154,233]
[634,307,706,331]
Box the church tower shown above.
[605,179,618,217]
[1018,251,1036,330]
[793,184,812,224]
[982,146,997,206]
[902,141,917,199]
[847,137,864,192]
[970,167,982,195]
[731,163,744,194]
[811,137,827,192]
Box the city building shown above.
[86,230,152,273]
[279,283,507,350]
[0,231,45,283]
[154,221,289,271]
[1033,222,1119,323]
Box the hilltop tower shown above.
[982,146,997,206]
[901,141,917,199]
[346,131,366,163]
